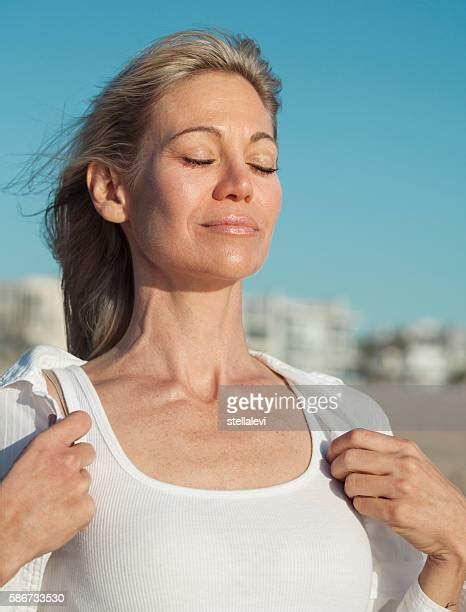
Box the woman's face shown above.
[124,70,282,287]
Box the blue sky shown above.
[1,0,465,335]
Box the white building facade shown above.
[243,293,360,380]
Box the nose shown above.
[212,160,254,203]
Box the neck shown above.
[93,276,274,400]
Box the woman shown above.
[0,28,465,612]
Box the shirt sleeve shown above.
[0,383,55,605]
[365,512,466,611]
[0,382,53,479]
[363,425,466,611]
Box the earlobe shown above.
[97,202,128,224]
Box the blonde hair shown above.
[5,27,282,360]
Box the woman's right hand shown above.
[0,411,96,586]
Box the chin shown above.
[209,261,264,280]
[189,259,264,283]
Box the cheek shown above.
[264,180,282,223]
[130,169,202,253]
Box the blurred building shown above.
[0,275,66,374]
[2,278,465,385]
[243,293,360,380]
[357,317,466,384]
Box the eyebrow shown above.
[164,125,277,148]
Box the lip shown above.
[201,224,257,235]
[201,214,259,231]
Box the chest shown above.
[92,381,313,490]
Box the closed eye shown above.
[182,157,278,176]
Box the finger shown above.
[352,495,391,520]
[71,442,96,468]
[330,448,396,480]
[326,428,405,463]
[79,468,92,489]
[42,410,92,447]
[344,473,398,500]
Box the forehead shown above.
[150,71,274,142]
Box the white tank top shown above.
[38,364,374,611]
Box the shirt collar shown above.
[0,344,86,398]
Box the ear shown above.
[86,161,129,223]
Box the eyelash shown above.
[182,157,278,176]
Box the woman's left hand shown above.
[325,428,466,564]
